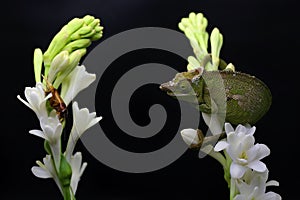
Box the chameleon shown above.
[159,67,272,125]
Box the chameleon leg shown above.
[199,103,212,113]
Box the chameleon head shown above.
[159,67,204,104]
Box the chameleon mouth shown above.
[159,83,191,97]
[159,82,175,96]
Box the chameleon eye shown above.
[179,80,190,91]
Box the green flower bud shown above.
[33,48,43,83]
[210,28,223,68]
[59,154,72,187]
[53,49,86,88]
[225,63,235,71]
[187,56,201,71]
[91,33,103,41]
[89,18,100,27]
[47,51,70,83]
[80,29,96,38]
[83,15,95,25]
[63,18,85,35]
[95,25,104,33]
[70,25,93,40]
[43,18,85,68]
[62,39,91,53]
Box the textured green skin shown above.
[160,70,272,125]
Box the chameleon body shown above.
[160,68,272,125]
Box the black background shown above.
[4,0,299,199]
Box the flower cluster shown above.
[181,123,281,200]
[215,123,281,199]
[178,12,234,71]
[17,15,103,200]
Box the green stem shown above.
[229,178,236,200]
[223,150,232,187]
[63,186,71,200]
[223,151,237,200]
[62,186,76,200]
[208,150,226,167]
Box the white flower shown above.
[214,123,270,178]
[17,82,51,119]
[60,65,96,106]
[31,155,62,194]
[180,128,201,147]
[29,110,63,170]
[234,169,281,200]
[69,152,87,194]
[29,110,62,142]
[65,101,102,160]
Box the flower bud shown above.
[59,155,72,187]
[33,48,43,83]
[180,128,204,149]
[47,51,70,83]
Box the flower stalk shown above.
[18,14,103,200]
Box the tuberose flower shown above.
[69,152,88,194]
[65,101,102,160]
[17,82,51,119]
[234,169,281,200]
[31,155,62,194]
[29,110,63,170]
[214,123,270,178]
[60,65,96,106]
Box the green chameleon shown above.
[160,12,272,126]
[159,66,272,125]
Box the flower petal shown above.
[260,192,282,200]
[225,122,234,134]
[247,160,267,172]
[61,65,96,105]
[235,124,247,134]
[266,180,280,187]
[214,141,228,151]
[247,144,270,162]
[29,129,48,140]
[230,162,247,178]
[31,166,52,178]
[246,126,256,135]
[17,95,33,110]
[86,115,102,130]
[255,144,270,160]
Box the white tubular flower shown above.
[17,82,51,119]
[29,110,63,171]
[214,123,270,179]
[180,128,201,148]
[65,101,102,160]
[31,155,62,194]
[69,152,87,194]
[60,65,96,106]
[29,110,62,142]
[234,169,281,200]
